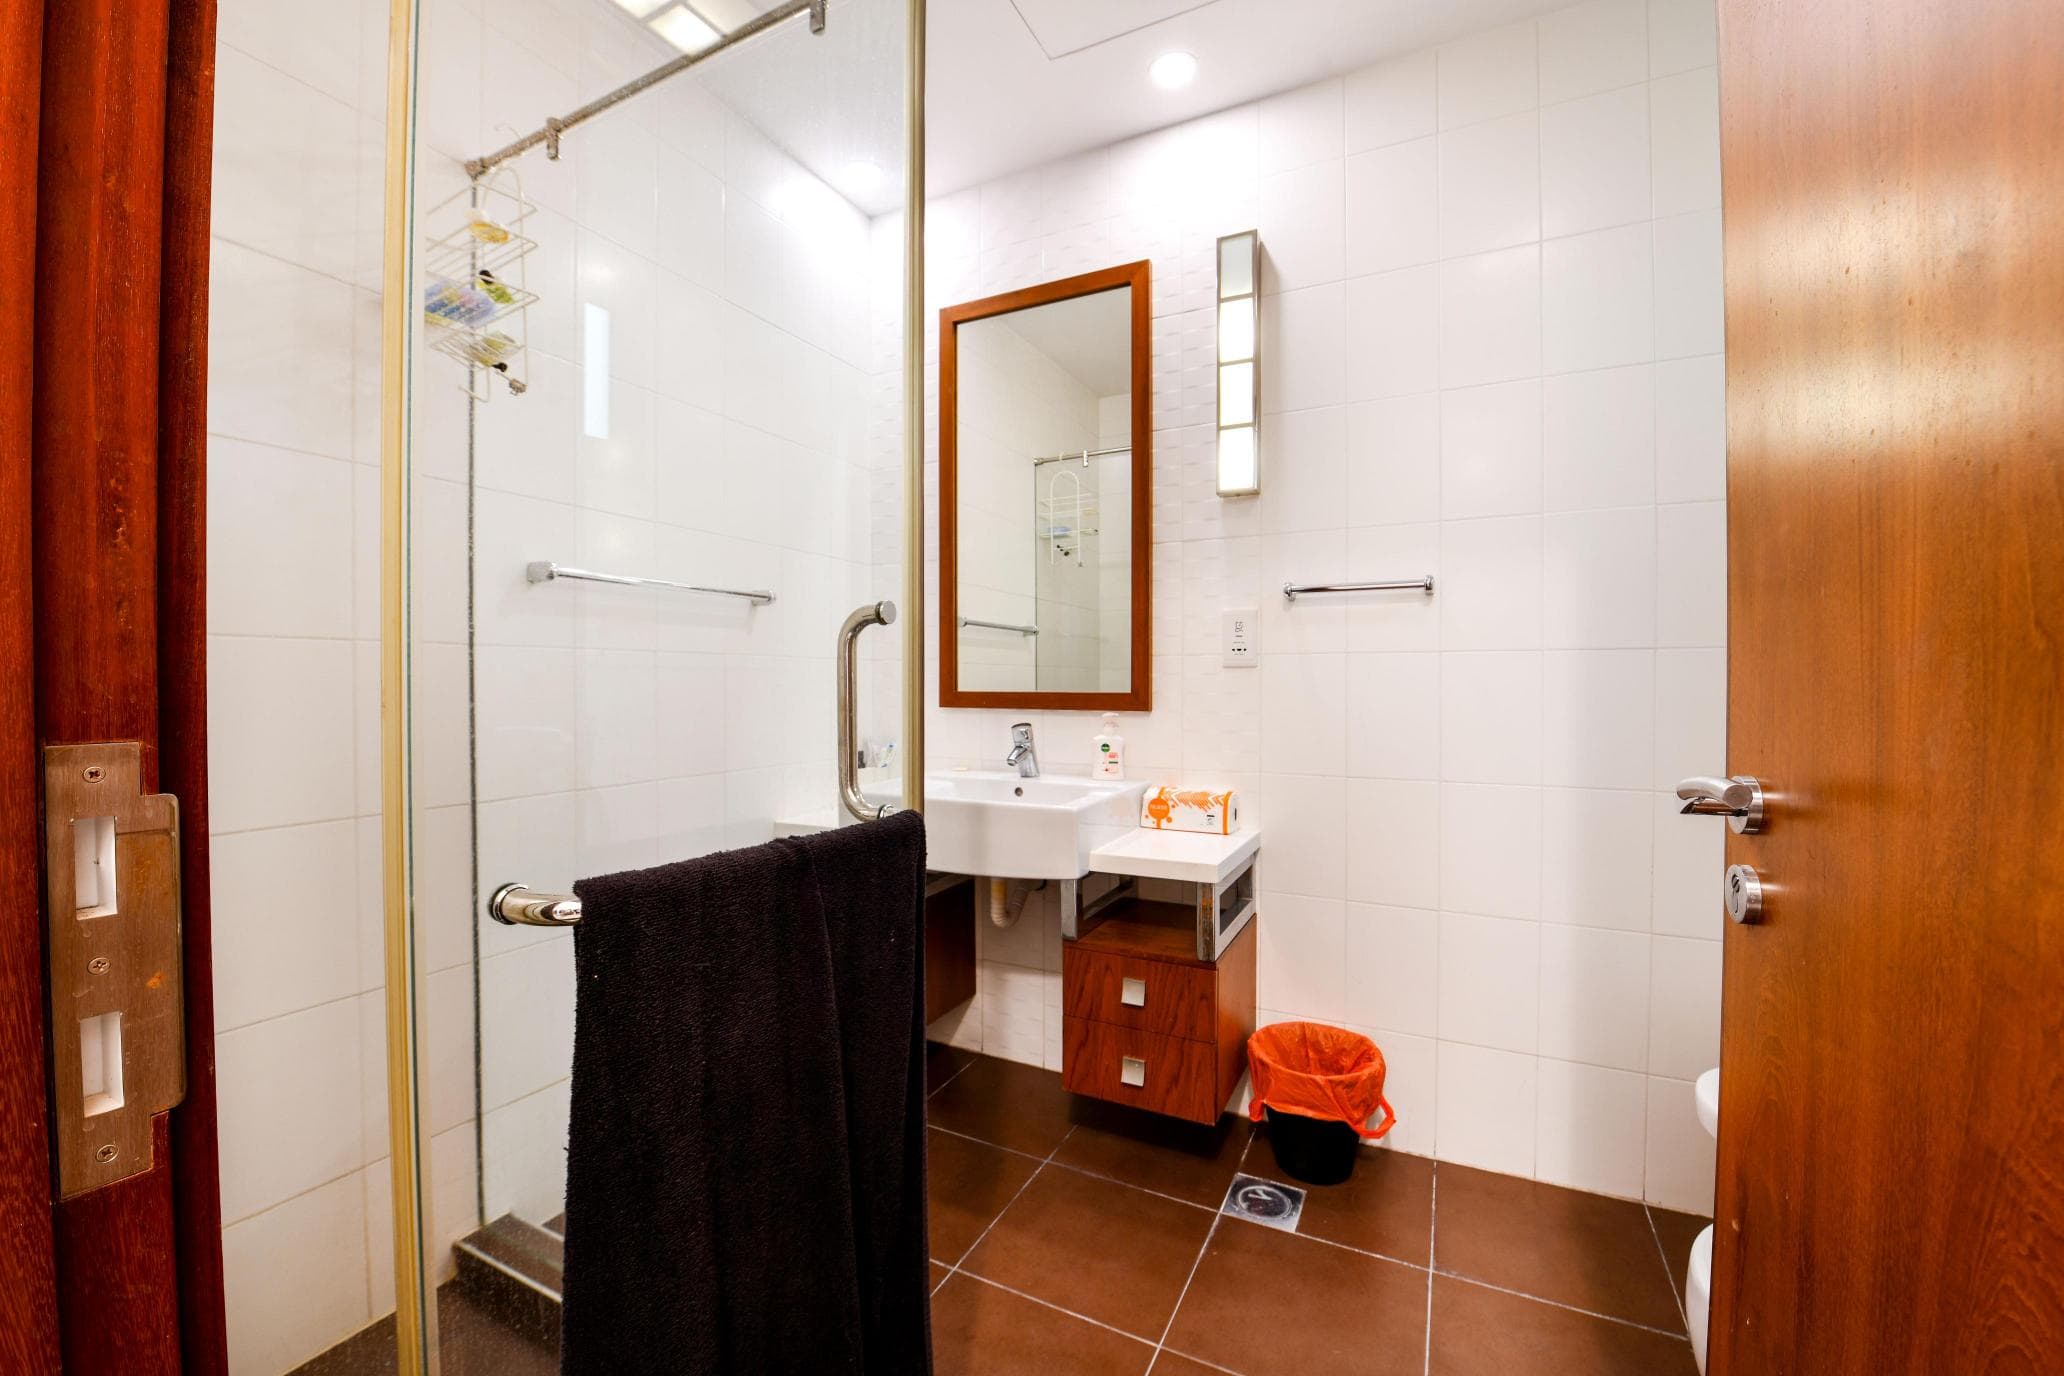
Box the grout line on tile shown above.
[1148,1208,1223,1367]
[925,1121,1052,1165]
[925,1053,978,1101]
[951,1269,1162,1351]
[1433,1270,1692,1339]
[1643,1202,1692,1333]
[1423,1162,1438,1375]
[1041,1157,1227,1215]
[1153,1346,1247,1375]
[943,1123,1077,1272]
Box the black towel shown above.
[560,810,932,1376]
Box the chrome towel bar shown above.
[489,883,580,926]
[526,560,774,605]
[1282,576,1435,602]
[958,616,1039,636]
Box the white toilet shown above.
[1689,1067,1720,1373]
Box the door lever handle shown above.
[1676,775,1766,833]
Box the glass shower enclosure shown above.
[380,0,923,1367]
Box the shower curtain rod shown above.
[465,0,828,178]
[1030,444,1129,466]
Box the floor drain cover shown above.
[1221,1173,1306,1232]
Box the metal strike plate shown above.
[44,743,184,1198]
[1121,977,1147,1008]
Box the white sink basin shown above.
[919,771,1146,879]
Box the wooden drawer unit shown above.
[1059,899,1257,1126]
[1062,945,1215,1040]
[1061,1019,1217,1122]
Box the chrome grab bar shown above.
[958,615,1038,636]
[839,600,898,823]
[526,561,774,605]
[489,883,580,926]
[1282,577,1435,602]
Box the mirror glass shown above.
[943,265,1149,708]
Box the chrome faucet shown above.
[1006,721,1040,778]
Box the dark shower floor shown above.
[924,1046,1708,1376]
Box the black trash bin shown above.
[1262,1106,1363,1186]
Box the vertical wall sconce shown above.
[1216,229,1261,497]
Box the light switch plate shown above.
[1221,608,1259,667]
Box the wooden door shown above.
[1713,0,2063,1370]
[0,0,227,1370]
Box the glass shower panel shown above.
[404,0,910,1366]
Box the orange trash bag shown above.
[1246,1021,1397,1140]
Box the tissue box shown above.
[1140,786,1240,835]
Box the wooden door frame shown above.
[2,0,227,1369]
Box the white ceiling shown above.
[608,0,1572,217]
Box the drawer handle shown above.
[1120,1055,1146,1088]
[1120,977,1146,1008]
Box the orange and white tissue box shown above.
[1140,786,1239,835]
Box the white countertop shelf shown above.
[1088,826,1260,886]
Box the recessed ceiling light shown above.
[1149,51,1198,91]
[609,0,667,15]
[649,5,720,53]
[838,160,885,195]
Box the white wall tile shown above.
[1653,647,1726,790]
[1345,138,1439,276]
[1346,778,1441,910]
[209,636,358,833]
[1263,405,1348,534]
[1440,113,1541,259]
[1543,223,1654,372]
[1441,782,1543,920]
[1346,266,1440,400]
[1441,379,1543,520]
[1439,516,1543,651]
[1649,67,1722,216]
[1345,903,1440,1037]
[1257,78,1345,174]
[1649,936,1723,1078]
[1543,364,1655,512]
[1261,161,1347,294]
[1536,1059,1648,1197]
[213,822,362,1032]
[1436,1041,1538,1175]
[1654,354,1727,503]
[217,999,364,1223]
[1439,911,1541,1052]
[1257,893,1348,1020]
[1541,787,1654,930]
[1653,209,1726,359]
[221,1172,371,1376]
[1543,648,1655,788]
[1538,0,1649,103]
[1360,1027,1437,1156]
[1647,0,1719,77]
[1538,923,1651,1069]
[1651,790,1726,938]
[1347,652,1441,779]
[1540,85,1652,238]
[1259,774,1347,899]
[1645,1076,1717,1212]
[1438,246,1542,388]
[1346,394,1441,526]
[1345,522,1442,653]
[1656,501,1727,646]
[1261,653,1348,775]
[1441,651,1543,784]
[1263,284,1349,412]
[209,441,356,639]
[1437,22,1539,129]
[1345,49,1438,152]
[209,242,356,460]
[1543,507,1657,648]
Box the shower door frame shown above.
[375,0,931,1369]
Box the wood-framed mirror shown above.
[939,261,1152,711]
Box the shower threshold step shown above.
[452,1213,564,1347]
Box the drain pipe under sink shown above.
[987,877,1042,928]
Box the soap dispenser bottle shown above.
[1093,714,1126,780]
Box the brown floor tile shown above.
[1433,1164,1684,1333]
[1428,1275,1698,1376]
[932,1262,953,1291]
[1247,1132,1435,1265]
[961,1167,1218,1340]
[1146,1356,1229,1375]
[931,1273,1157,1376]
[928,1040,975,1092]
[929,1126,1041,1264]
[1649,1206,1710,1307]
[1054,1099,1256,1207]
[1163,1218,1428,1376]
[926,1054,1079,1157]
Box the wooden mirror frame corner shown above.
[938,260,1153,713]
